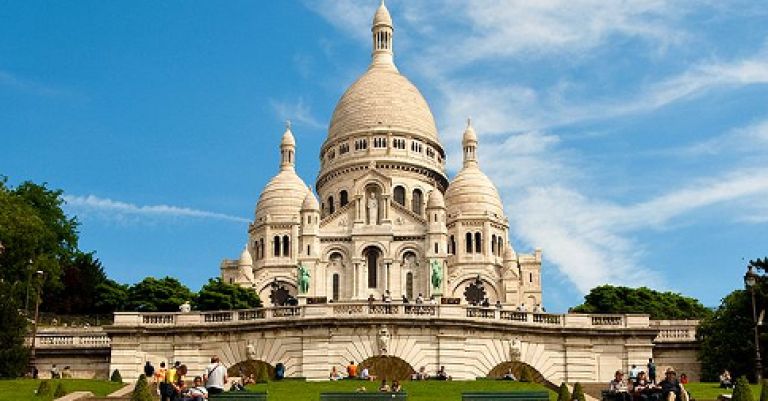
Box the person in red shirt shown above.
[346,361,358,379]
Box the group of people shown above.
[143,355,229,401]
[410,365,451,381]
[367,292,438,305]
[608,360,689,401]
[330,361,378,381]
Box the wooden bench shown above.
[319,392,408,401]
[209,392,268,401]
[462,390,549,401]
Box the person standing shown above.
[647,358,657,384]
[203,356,228,395]
[156,362,167,398]
[629,365,640,382]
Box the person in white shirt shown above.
[186,376,208,400]
[202,356,228,395]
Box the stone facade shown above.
[221,1,542,310]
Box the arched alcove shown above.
[487,361,557,390]
[228,360,276,380]
[358,355,416,381]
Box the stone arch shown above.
[256,278,297,306]
[355,241,388,257]
[358,355,416,382]
[487,361,558,390]
[228,359,276,380]
[393,242,423,261]
[450,274,501,303]
[324,246,350,262]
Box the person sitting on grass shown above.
[436,366,450,381]
[502,368,517,381]
[360,366,376,381]
[330,366,344,381]
[633,371,659,401]
[391,380,402,392]
[719,370,733,388]
[659,368,687,401]
[608,370,632,401]
[183,376,208,400]
[346,361,358,379]
[378,379,390,392]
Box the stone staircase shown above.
[579,382,608,401]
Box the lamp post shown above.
[28,270,44,371]
[745,265,763,382]
[24,259,34,314]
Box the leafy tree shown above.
[0,280,30,378]
[193,278,262,311]
[698,290,754,381]
[572,382,586,401]
[126,277,193,312]
[44,251,109,315]
[571,285,712,320]
[54,382,67,398]
[94,279,129,313]
[734,376,755,401]
[131,374,153,401]
[557,382,571,401]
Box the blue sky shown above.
[2,1,767,312]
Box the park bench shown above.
[209,392,268,401]
[319,392,408,401]
[462,390,549,401]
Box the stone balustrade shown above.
[112,303,654,329]
[29,328,111,349]
[650,319,699,342]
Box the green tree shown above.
[0,280,30,378]
[734,376,755,401]
[697,290,754,381]
[572,382,586,401]
[571,285,712,320]
[193,278,261,311]
[558,382,571,401]
[759,379,768,401]
[44,251,109,315]
[126,277,193,312]
[131,374,153,401]
[94,279,129,313]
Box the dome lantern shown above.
[280,120,296,171]
[462,118,478,167]
[371,0,395,70]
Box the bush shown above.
[36,380,51,397]
[131,374,154,401]
[734,376,755,401]
[520,365,535,382]
[760,379,768,401]
[558,382,571,401]
[257,363,269,383]
[572,382,586,401]
[54,382,67,398]
[111,369,122,382]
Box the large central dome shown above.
[327,67,438,142]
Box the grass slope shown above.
[0,379,124,401]
[247,380,556,401]
[685,382,761,401]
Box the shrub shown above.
[558,382,571,401]
[111,369,122,382]
[733,376,755,401]
[54,382,67,398]
[572,382,586,401]
[760,379,768,401]
[36,380,51,397]
[131,374,153,401]
[520,365,535,382]
[257,363,269,383]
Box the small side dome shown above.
[445,166,505,219]
[302,187,320,211]
[372,1,392,28]
[281,122,296,146]
[239,246,252,266]
[255,169,308,221]
[427,189,445,209]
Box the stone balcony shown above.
[111,303,657,331]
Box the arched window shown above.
[412,189,423,215]
[254,240,259,259]
[498,238,504,256]
[332,274,340,301]
[450,235,456,255]
[365,247,379,288]
[328,196,335,214]
[340,190,348,207]
[282,235,290,257]
[260,239,265,260]
[530,272,533,283]
[434,242,439,253]
[491,234,497,254]
[307,245,311,256]
[406,272,413,300]
[474,232,482,254]
[273,236,281,257]
[465,233,473,253]
[394,186,405,206]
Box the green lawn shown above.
[246,380,556,401]
[685,382,761,401]
[0,379,125,401]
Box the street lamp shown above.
[28,270,44,372]
[745,265,763,382]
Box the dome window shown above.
[465,233,473,253]
[354,139,368,151]
[328,196,335,214]
[411,189,423,215]
[282,235,290,257]
[392,138,406,149]
[273,236,281,257]
[373,137,387,148]
[339,143,349,154]
[340,190,349,206]
[394,186,405,206]
[474,232,482,254]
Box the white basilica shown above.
[221,2,542,308]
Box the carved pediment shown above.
[353,168,393,193]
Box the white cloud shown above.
[270,97,326,130]
[63,195,250,224]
